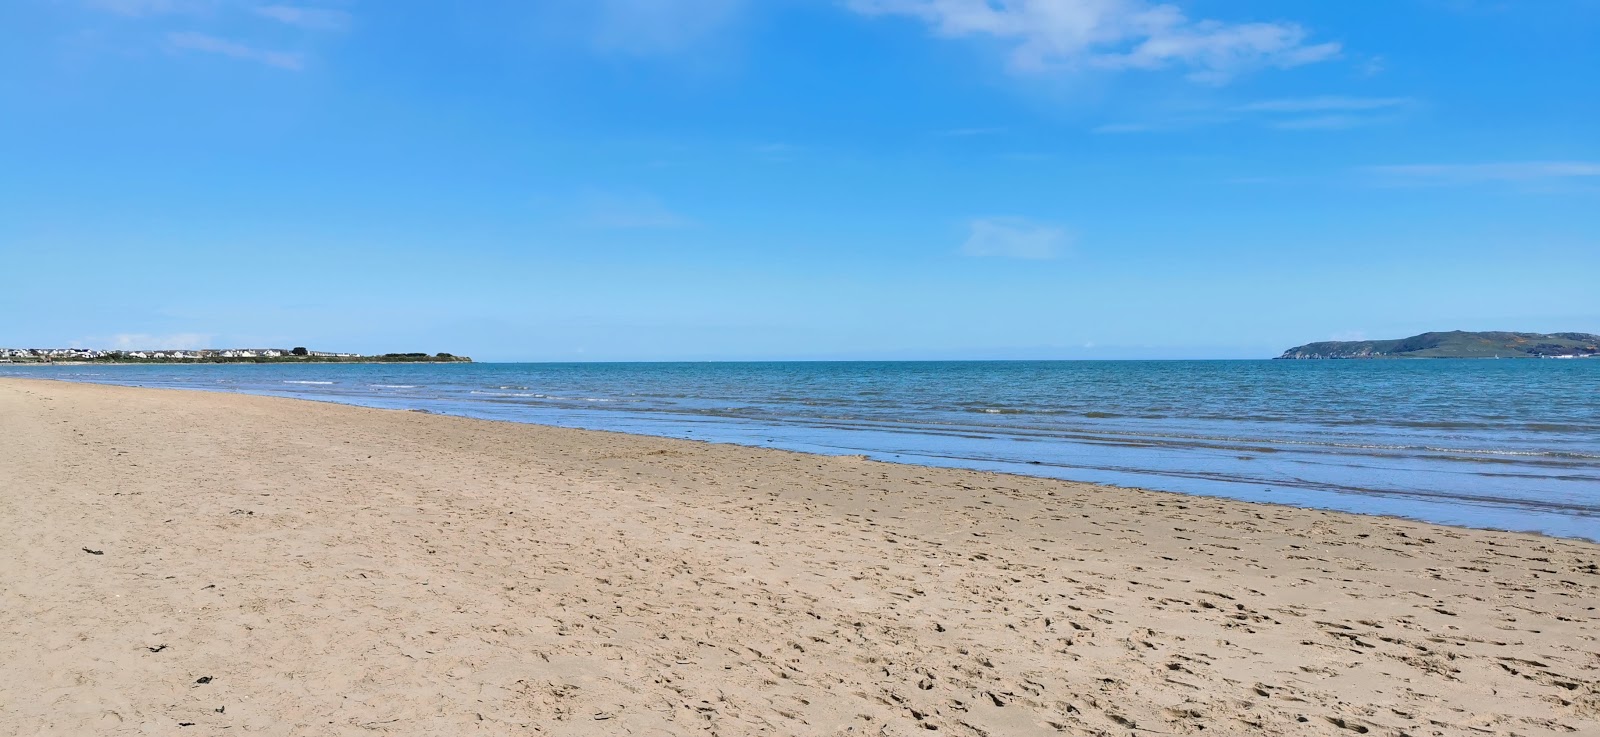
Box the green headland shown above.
[1277,331,1599,359]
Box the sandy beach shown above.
[0,378,1594,736]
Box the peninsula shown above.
[1277,330,1599,359]
[0,347,471,364]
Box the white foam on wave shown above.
[470,390,544,398]
[284,380,335,385]
[370,384,419,389]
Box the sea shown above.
[5,360,1596,541]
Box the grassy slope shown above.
[1279,331,1600,359]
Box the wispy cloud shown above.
[253,5,351,31]
[1093,121,1171,134]
[1092,116,1235,134]
[936,126,1008,137]
[168,31,305,69]
[961,217,1070,260]
[575,191,693,229]
[847,0,1340,83]
[1097,95,1411,133]
[589,0,743,55]
[1429,0,1514,15]
[1234,96,1412,113]
[1269,114,1384,131]
[1368,161,1600,185]
[85,2,341,68]
[86,0,206,16]
[1241,96,1413,130]
[751,142,800,163]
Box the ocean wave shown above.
[470,390,545,398]
[1420,446,1600,460]
[370,384,419,389]
[283,380,335,385]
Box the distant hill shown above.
[1277,331,1600,359]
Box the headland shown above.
[1278,331,1598,359]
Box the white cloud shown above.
[1092,115,1234,133]
[936,126,1008,137]
[848,0,1339,83]
[1270,114,1379,131]
[1234,96,1412,113]
[590,0,743,55]
[253,5,351,31]
[1245,96,1413,130]
[575,191,693,229]
[86,0,205,16]
[1368,161,1600,184]
[961,217,1070,260]
[168,31,305,69]
[1097,95,1411,134]
[1093,121,1169,133]
[106,333,215,350]
[750,142,801,163]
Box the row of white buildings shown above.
[1,348,362,361]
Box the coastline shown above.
[0,358,472,366]
[6,362,1597,542]
[8,370,1596,544]
[2,377,1595,735]
[0,362,466,367]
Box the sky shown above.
[2,0,1597,361]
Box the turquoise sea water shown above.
[6,360,1596,540]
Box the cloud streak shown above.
[1096,95,1412,133]
[1269,114,1385,131]
[1092,116,1230,134]
[1368,161,1600,184]
[962,217,1070,260]
[574,191,694,229]
[1234,96,1412,113]
[589,0,743,55]
[86,0,205,16]
[936,126,1009,137]
[848,0,1339,83]
[253,5,351,31]
[168,31,305,69]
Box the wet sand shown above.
[1,377,1595,736]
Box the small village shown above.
[3,347,372,363]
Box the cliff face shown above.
[1277,331,1600,359]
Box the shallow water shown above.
[7,359,1596,540]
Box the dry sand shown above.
[0,377,1595,736]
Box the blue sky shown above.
[2,0,1597,361]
